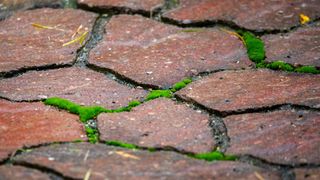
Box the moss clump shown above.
[238,31,265,63]
[145,90,172,101]
[106,141,138,149]
[295,66,320,74]
[85,127,98,143]
[44,97,109,122]
[266,61,294,72]
[191,151,237,161]
[171,78,192,92]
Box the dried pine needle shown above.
[32,23,65,32]
[83,169,92,180]
[115,151,140,160]
[63,31,88,47]
[220,28,246,45]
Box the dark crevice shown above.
[0,96,43,103]
[209,115,230,152]
[175,94,320,118]
[87,64,159,89]
[74,14,110,67]
[0,63,72,79]
[12,162,78,180]
[77,3,162,18]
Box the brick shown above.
[163,0,320,31]
[88,15,251,88]
[177,69,320,113]
[0,99,86,161]
[78,0,164,12]
[0,165,50,180]
[225,110,320,165]
[263,22,320,67]
[98,98,214,153]
[13,143,281,179]
[294,168,320,180]
[0,67,147,109]
[0,8,97,75]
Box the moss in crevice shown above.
[171,78,192,92]
[179,28,204,33]
[106,140,139,149]
[62,0,77,8]
[237,31,265,63]
[190,151,237,161]
[145,90,173,101]
[44,97,142,122]
[257,61,320,74]
[85,126,98,143]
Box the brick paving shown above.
[0,0,319,179]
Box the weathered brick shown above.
[89,15,251,88]
[294,168,320,180]
[163,0,320,31]
[0,8,97,75]
[14,143,281,179]
[98,98,214,153]
[177,69,320,113]
[225,110,320,165]
[0,165,50,180]
[78,0,164,12]
[263,22,320,67]
[0,67,147,109]
[0,99,86,161]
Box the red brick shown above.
[294,168,320,180]
[263,22,320,67]
[163,0,320,31]
[89,15,251,88]
[0,67,147,109]
[98,98,214,153]
[78,0,164,12]
[0,165,50,180]
[177,69,320,113]
[14,143,281,179]
[0,99,86,161]
[225,110,320,165]
[0,8,97,74]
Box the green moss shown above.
[44,97,109,122]
[44,97,143,122]
[171,78,192,92]
[106,141,139,149]
[266,61,294,72]
[191,151,237,161]
[238,31,265,63]
[62,0,77,8]
[295,66,320,74]
[145,90,172,101]
[85,127,98,143]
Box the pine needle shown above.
[83,169,92,180]
[115,151,140,160]
[32,23,65,32]
[63,31,88,47]
[220,28,246,46]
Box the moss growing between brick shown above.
[44,97,143,122]
[85,127,98,143]
[190,151,237,161]
[237,31,265,63]
[179,28,204,33]
[266,61,294,72]
[145,90,172,101]
[295,66,320,74]
[171,78,192,92]
[106,141,139,149]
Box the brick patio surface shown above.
[0,0,319,179]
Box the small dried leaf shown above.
[115,151,140,160]
[300,14,310,25]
